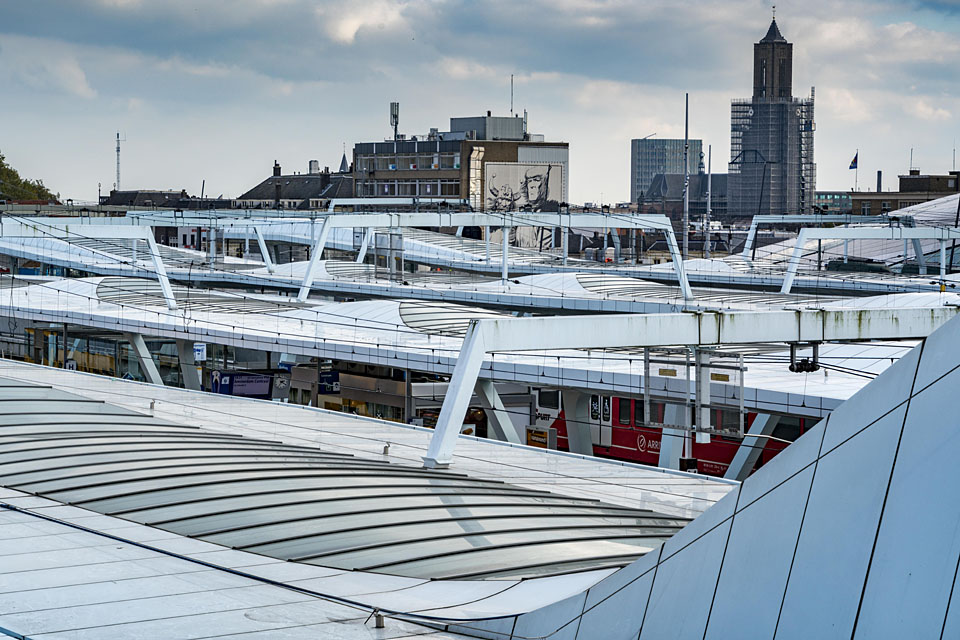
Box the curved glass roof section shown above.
[96,276,302,314]
[0,378,689,580]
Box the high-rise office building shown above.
[728,18,815,217]
[630,138,702,203]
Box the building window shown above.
[861,201,871,215]
[440,180,460,197]
[881,201,891,213]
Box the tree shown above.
[0,151,58,202]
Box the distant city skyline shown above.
[1,0,958,204]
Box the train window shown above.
[590,395,600,421]
[602,397,611,422]
[618,398,631,425]
[538,389,559,410]
[772,416,802,443]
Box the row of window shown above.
[356,153,461,172]
[356,180,461,197]
[860,201,893,214]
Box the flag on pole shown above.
[849,152,858,170]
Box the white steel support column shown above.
[560,389,593,455]
[941,239,948,280]
[662,227,693,300]
[695,349,711,444]
[423,320,488,468]
[501,228,509,281]
[144,233,177,311]
[780,228,809,294]
[724,413,782,481]
[253,227,275,274]
[658,404,685,470]
[356,227,373,264]
[913,238,928,275]
[643,348,651,426]
[124,333,164,386]
[484,226,491,263]
[561,227,568,266]
[175,339,202,391]
[132,238,138,265]
[741,219,759,259]
[244,228,250,256]
[297,217,332,303]
[475,380,522,444]
[208,227,216,272]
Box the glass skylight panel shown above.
[216,504,668,551]
[245,517,677,563]
[0,378,694,581]
[167,493,616,538]
[313,528,666,570]
[337,538,665,580]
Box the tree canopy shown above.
[0,151,58,202]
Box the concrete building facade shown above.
[352,112,569,211]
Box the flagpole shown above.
[855,148,859,192]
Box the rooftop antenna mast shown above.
[390,102,399,142]
[115,131,126,191]
[510,74,514,116]
[682,92,690,261]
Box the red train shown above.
[534,390,812,477]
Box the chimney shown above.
[877,170,882,192]
[487,110,491,116]
[308,160,320,174]
[273,161,281,177]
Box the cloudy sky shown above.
[1,0,958,204]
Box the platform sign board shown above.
[526,426,557,449]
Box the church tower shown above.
[753,18,793,99]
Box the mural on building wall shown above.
[485,163,563,212]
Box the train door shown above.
[589,395,612,448]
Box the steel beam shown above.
[356,227,373,264]
[253,227,275,274]
[779,226,960,294]
[474,380,522,444]
[662,226,693,299]
[423,320,488,468]
[296,217,332,302]
[144,233,177,311]
[124,333,164,385]
[422,305,960,467]
[175,339,202,391]
[724,413,782,481]
[127,211,678,232]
